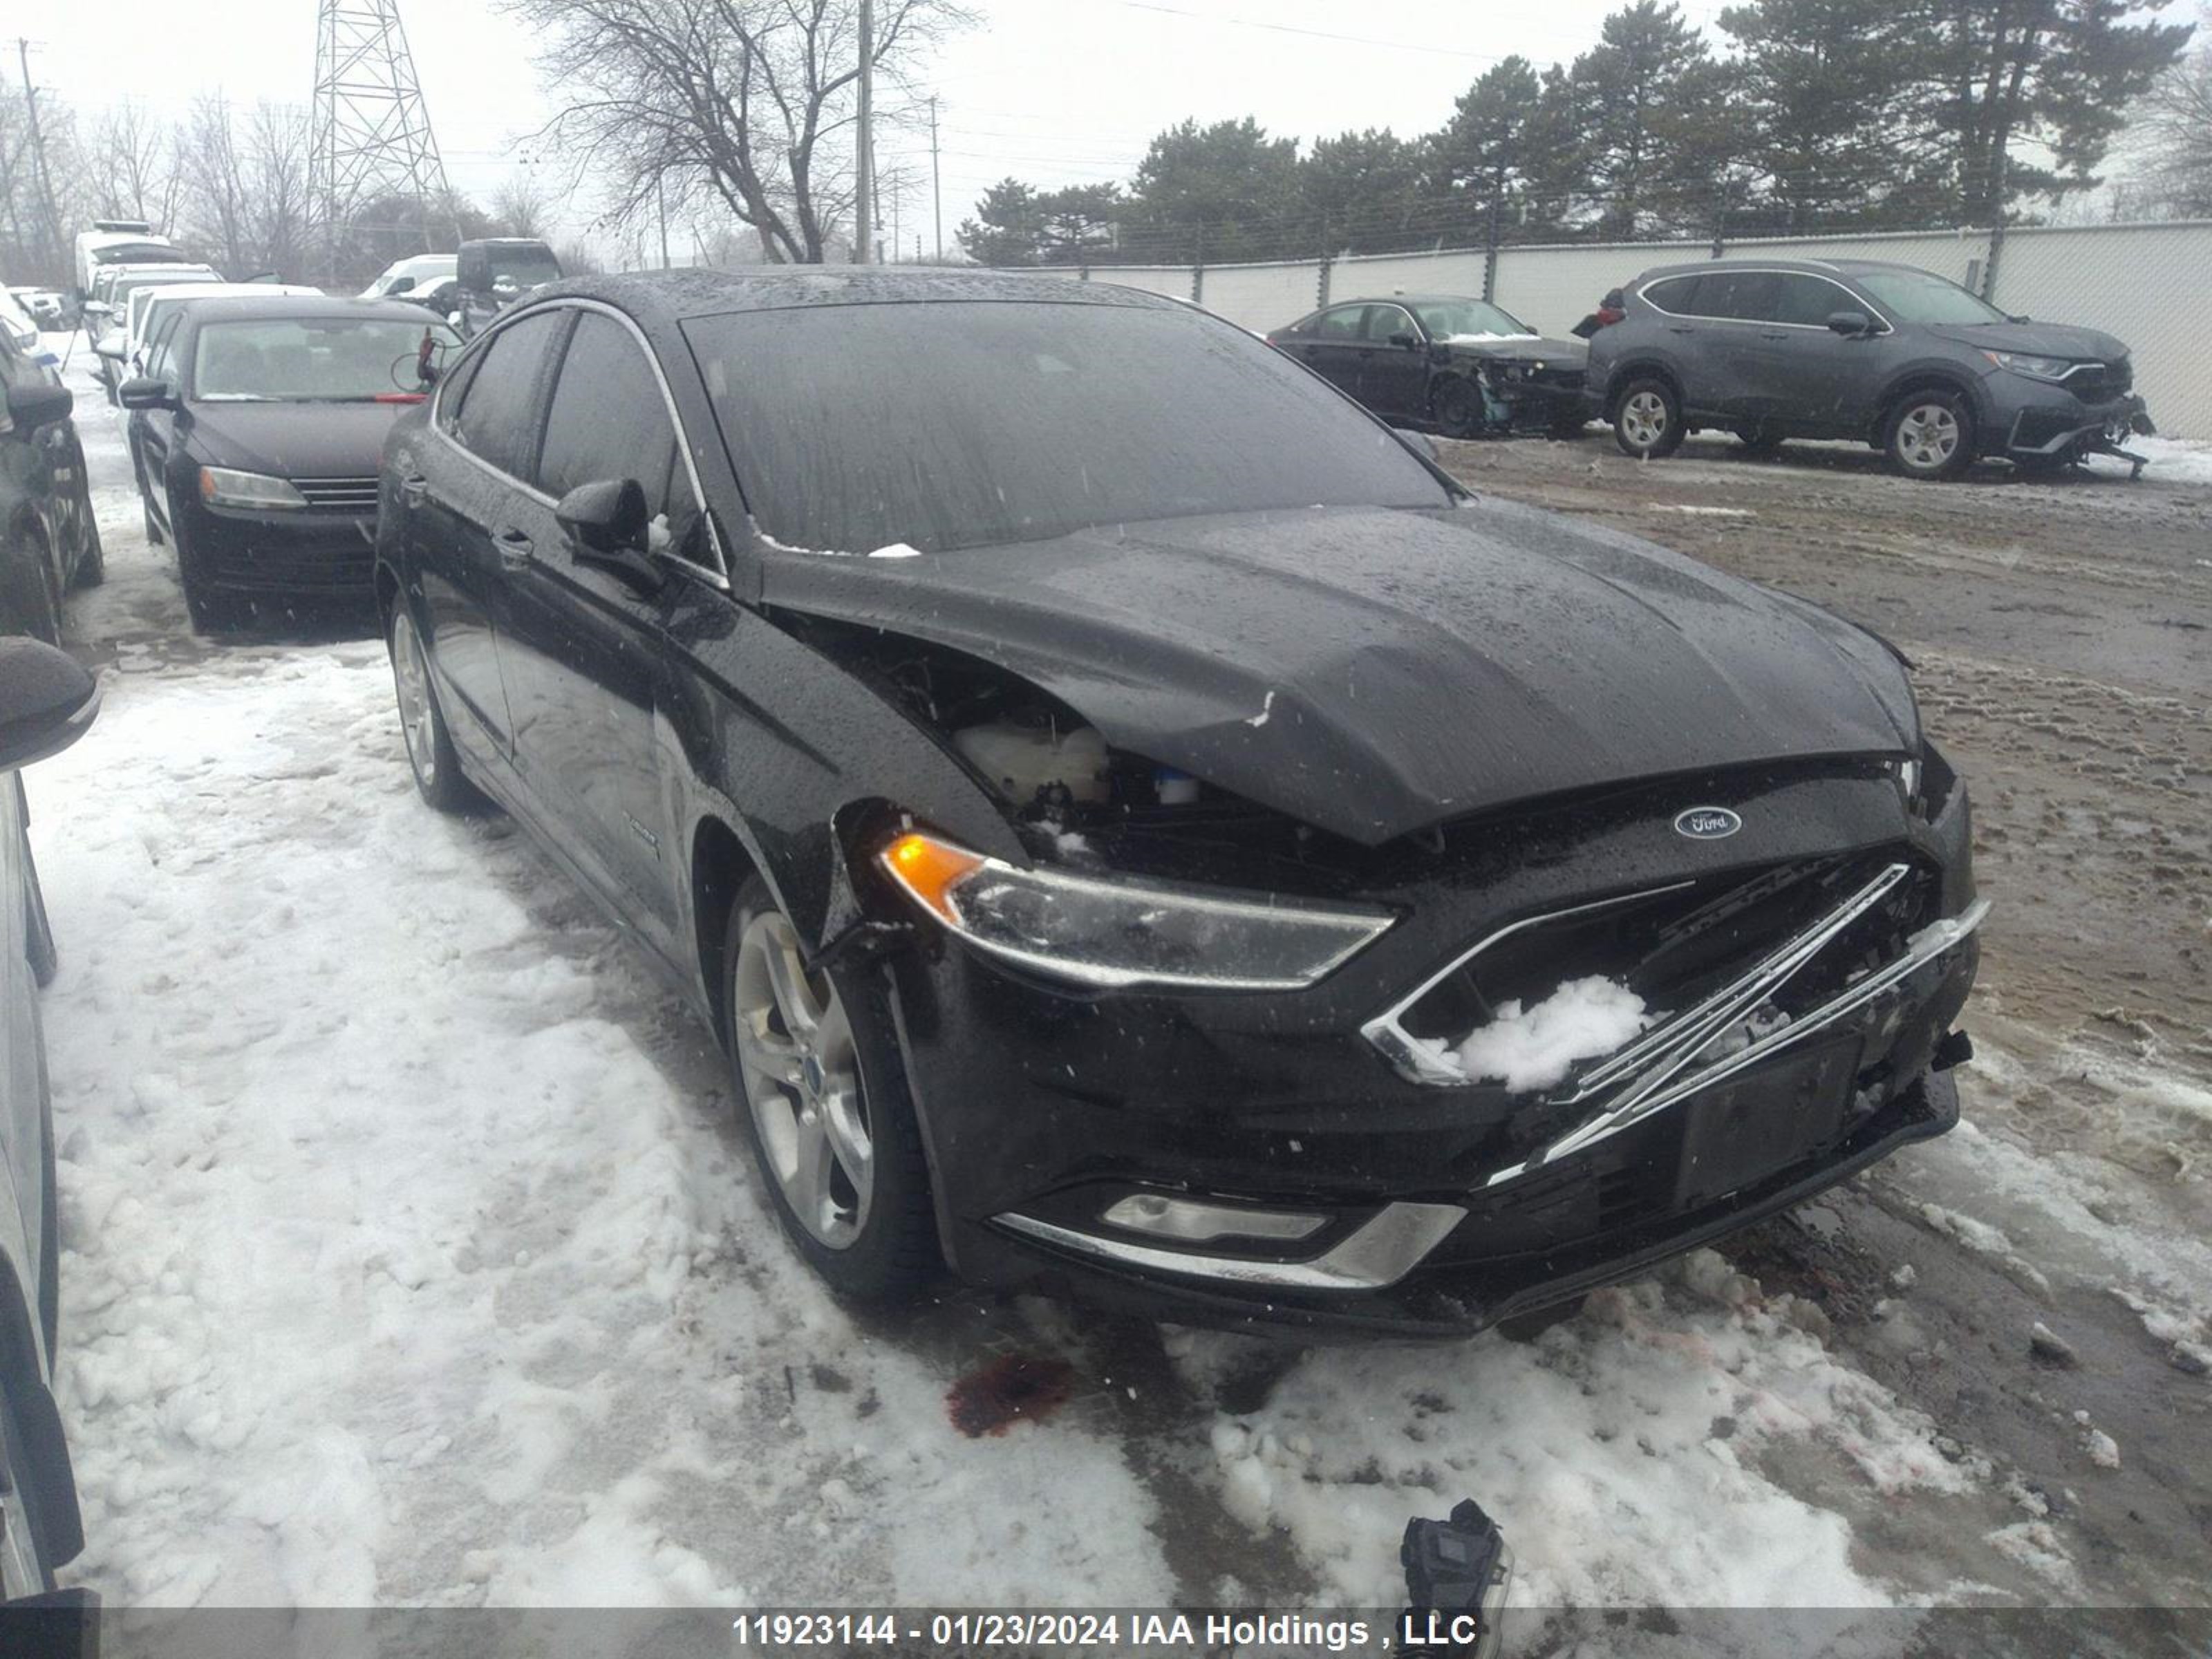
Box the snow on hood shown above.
[1436,330,1542,344]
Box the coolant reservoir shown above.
[953,718,1110,805]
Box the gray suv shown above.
[1584,258,2153,480]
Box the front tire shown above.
[1432,377,1483,440]
[1884,391,1975,480]
[724,879,937,1302]
[1613,377,1685,458]
[388,607,483,813]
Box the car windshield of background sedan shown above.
[1409,299,1539,341]
[1851,268,2009,326]
[684,300,1451,554]
[191,317,459,402]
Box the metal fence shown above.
[1013,219,2212,439]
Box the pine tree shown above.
[1571,1,1718,236]
[956,179,1045,266]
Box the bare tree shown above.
[241,103,316,277]
[492,171,556,238]
[86,103,177,224]
[506,0,964,263]
[2128,19,2212,215]
[176,97,250,273]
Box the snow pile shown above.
[2134,436,2212,488]
[1451,976,1650,1092]
[1171,1255,1978,1609]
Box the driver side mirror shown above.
[0,637,100,772]
[1826,310,1874,337]
[5,382,73,432]
[80,301,113,319]
[1387,330,1420,350]
[556,479,663,593]
[117,378,176,411]
[93,337,129,362]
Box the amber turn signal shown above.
[880,832,986,923]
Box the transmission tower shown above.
[311,0,453,261]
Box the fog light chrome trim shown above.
[996,1201,1465,1291]
[1100,1193,1327,1244]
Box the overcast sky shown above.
[22,0,2186,262]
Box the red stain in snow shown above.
[946,1353,1077,1438]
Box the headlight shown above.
[879,830,1394,991]
[1983,350,2075,382]
[199,467,308,510]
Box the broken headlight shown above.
[879,830,1394,991]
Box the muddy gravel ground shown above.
[1443,431,2212,1624]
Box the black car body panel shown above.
[1,336,100,643]
[1269,294,1588,438]
[380,270,1983,1335]
[757,498,1918,847]
[1585,257,2152,465]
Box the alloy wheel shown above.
[1622,390,1669,451]
[1895,402,1960,472]
[731,909,874,1249]
[391,611,438,790]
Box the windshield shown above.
[191,317,463,400]
[1853,268,2007,326]
[684,300,1450,554]
[489,251,561,289]
[1409,299,1537,339]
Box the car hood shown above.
[758,501,1919,846]
[182,400,417,476]
[1926,319,2129,361]
[1438,335,1588,367]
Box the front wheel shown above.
[1432,377,1483,440]
[1884,391,1976,480]
[1613,377,1685,458]
[724,881,937,1302]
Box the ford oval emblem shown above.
[1674,806,1742,841]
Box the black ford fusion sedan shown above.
[120,295,460,632]
[377,270,1984,1338]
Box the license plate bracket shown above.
[1672,1037,1859,1209]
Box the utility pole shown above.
[16,39,64,285]
[853,0,873,263]
[929,96,944,262]
[656,173,671,269]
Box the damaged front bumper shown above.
[882,755,1981,1338]
[2000,388,2155,473]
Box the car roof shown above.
[519,266,1194,331]
[171,294,439,324]
[1628,256,1935,282]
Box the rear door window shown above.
[447,310,566,481]
[1693,270,1781,321]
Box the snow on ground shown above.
[24,328,2204,1616]
[2132,435,2212,487]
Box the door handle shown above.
[495,525,534,571]
[1759,330,1790,340]
[1667,325,1696,335]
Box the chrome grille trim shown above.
[1484,896,1988,1188]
